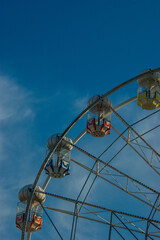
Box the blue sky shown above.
[1,0,160,239]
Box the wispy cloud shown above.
[0,74,38,239]
[0,75,34,122]
[73,95,90,115]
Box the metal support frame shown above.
[111,107,160,175]
[145,195,160,240]
[21,68,160,239]
[38,190,160,239]
[63,136,160,208]
[113,212,139,240]
[108,211,113,240]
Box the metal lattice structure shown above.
[20,68,160,240]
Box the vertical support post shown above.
[128,128,131,143]
[108,211,113,240]
[145,221,149,240]
[76,203,79,216]
[73,202,79,240]
[151,151,154,166]
[42,176,51,190]
[126,178,129,192]
[27,232,31,240]
[145,194,160,240]
[97,160,99,175]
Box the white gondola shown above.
[137,70,160,110]
[16,185,45,232]
[87,95,112,137]
[45,134,73,178]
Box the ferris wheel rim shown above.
[21,67,160,240]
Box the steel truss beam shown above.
[62,137,160,210]
[36,191,160,239]
[111,107,160,176]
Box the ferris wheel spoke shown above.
[37,191,160,223]
[111,106,160,156]
[70,161,98,239]
[65,140,159,196]
[98,159,157,206]
[42,176,51,190]
[131,109,160,128]
[69,142,128,236]
[27,232,31,240]
[71,158,159,210]
[44,206,150,238]
[112,212,139,240]
[34,193,64,240]
[40,192,160,239]
[112,125,160,176]
[111,107,160,166]
[146,195,160,238]
[130,130,150,160]
[129,124,160,151]
[98,162,155,206]
[129,128,160,167]
[124,123,160,164]
[127,122,160,161]
[115,214,145,234]
[70,132,131,230]
[65,140,159,208]
[64,135,159,199]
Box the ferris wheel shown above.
[16,67,160,240]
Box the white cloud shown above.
[0,186,15,220]
[0,75,34,121]
[73,95,90,114]
[0,74,38,239]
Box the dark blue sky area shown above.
[0,0,160,96]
